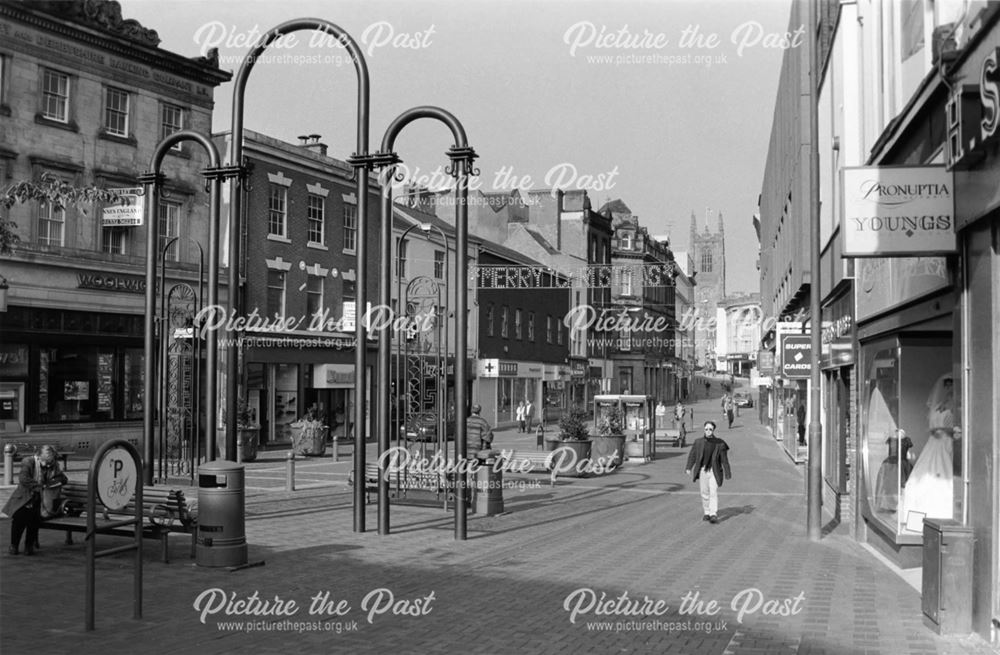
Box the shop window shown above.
[36,346,117,422]
[862,335,961,536]
[123,348,144,420]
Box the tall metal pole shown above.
[139,176,161,486]
[807,0,823,541]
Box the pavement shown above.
[2,379,998,655]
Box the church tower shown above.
[690,208,727,370]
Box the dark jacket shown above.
[1,455,68,516]
[685,437,732,487]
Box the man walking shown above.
[722,394,735,429]
[465,403,494,457]
[523,399,534,433]
[685,421,732,524]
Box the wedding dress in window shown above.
[900,375,957,523]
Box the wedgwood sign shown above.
[842,166,956,257]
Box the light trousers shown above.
[699,468,718,516]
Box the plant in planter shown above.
[592,405,626,469]
[550,408,593,477]
[235,399,260,462]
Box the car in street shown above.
[733,391,754,408]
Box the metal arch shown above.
[225,20,372,534]
[141,130,224,486]
[377,107,475,540]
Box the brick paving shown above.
[2,384,998,654]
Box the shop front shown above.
[820,288,855,522]
[241,332,374,447]
[476,358,551,429]
[947,19,1000,640]
[854,257,957,568]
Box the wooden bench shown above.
[39,482,196,563]
[497,450,558,486]
[349,462,460,508]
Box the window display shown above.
[861,335,961,536]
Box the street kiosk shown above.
[593,394,655,462]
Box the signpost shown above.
[101,187,145,227]
[86,440,142,631]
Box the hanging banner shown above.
[101,187,145,227]
[841,166,956,257]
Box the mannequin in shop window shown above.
[874,429,914,512]
[900,375,959,524]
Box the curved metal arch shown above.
[142,130,223,484]
[376,106,475,540]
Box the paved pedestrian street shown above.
[2,393,997,655]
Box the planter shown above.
[544,435,562,452]
[589,434,626,469]
[238,427,260,462]
[293,421,327,456]
[549,439,592,477]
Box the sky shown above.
[122,0,793,294]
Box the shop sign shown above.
[571,362,586,378]
[842,166,956,257]
[946,46,1000,171]
[102,188,145,227]
[758,350,775,375]
[0,344,29,377]
[478,359,518,377]
[780,334,813,379]
[77,272,146,294]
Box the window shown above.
[102,227,126,255]
[38,201,65,246]
[546,315,553,343]
[42,69,69,122]
[104,87,129,137]
[701,248,713,273]
[343,204,357,252]
[267,270,286,318]
[160,103,184,148]
[514,309,522,340]
[619,232,633,250]
[486,303,494,337]
[307,194,325,244]
[528,312,535,341]
[621,268,634,296]
[306,275,323,319]
[434,250,445,279]
[268,185,287,237]
[159,200,180,261]
[500,306,509,338]
[395,238,408,278]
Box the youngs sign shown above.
[842,166,956,257]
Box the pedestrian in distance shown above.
[685,421,732,524]
[722,394,735,429]
[465,403,494,458]
[516,400,526,433]
[796,402,807,446]
[3,444,68,556]
[523,399,534,433]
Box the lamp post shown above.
[375,107,476,540]
[226,20,371,531]
[140,131,225,485]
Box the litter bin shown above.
[922,518,974,634]
[473,457,504,516]
[196,460,248,568]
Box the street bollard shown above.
[332,435,338,463]
[286,451,295,491]
[3,444,14,486]
[236,433,243,465]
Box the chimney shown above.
[297,133,328,156]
